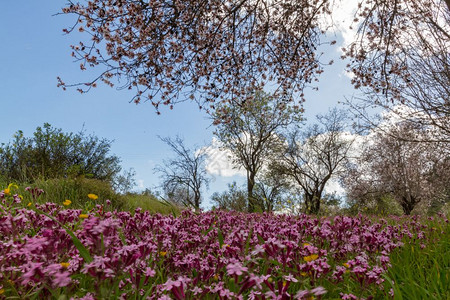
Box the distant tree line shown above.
[157,92,449,216]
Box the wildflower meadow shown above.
[0,184,448,299]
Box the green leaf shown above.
[244,227,253,255]
[218,228,224,248]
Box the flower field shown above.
[0,188,449,299]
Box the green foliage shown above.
[213,91,302,212]
[346,194,404,216]
[0,123,134,192]
[211,182,247,212]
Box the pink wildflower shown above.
[226,262,248,276]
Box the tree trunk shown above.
[401,196,417,215]
[310,193,321,215]
[304,194,312,214]
[247,172,256,212]
[194,191,201,212]
[304,192,321,215]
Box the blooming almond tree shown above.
[58,0,333,113]
[59,0,449,128]
[343,120,449,215]
[345,0,450,142]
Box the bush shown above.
[0,123,134,192]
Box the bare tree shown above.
[154,136,210,210]
[343,121,449,215]
[345,0,450,142]
[213,92,301,212]
[279,109,353,214]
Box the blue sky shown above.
[0,1,357,209]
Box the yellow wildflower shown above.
[88,194,98,200]
[300,272,308,277]
[60,262,70,269]
[27,202,32,207]
[79,214,89,219]
[0,289,4,295]
[303,243,311,247]
[222,244,230,248]
[343,263,350,273]
[4,183,18,195]
[282,281,287,287]
[303,254,319,262]
[63,199,72,206]
[213,274,219,281]
[159,251,167,257]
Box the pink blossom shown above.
[226,262,248,276]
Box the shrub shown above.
[0,123,134,192]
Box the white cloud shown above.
[137,179,145,190]
[321,0,359,48]
[201,138,246,177]
[324,178,346,196]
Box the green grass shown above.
[120,193,181,216]
[380,221,450,300]
[0,178,180,215]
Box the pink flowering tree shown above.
[59,0,449,137]
[58,0,334,113]
[344,0,450,142]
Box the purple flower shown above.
[283,274,298,283]
[226,262,248,276]
[53,271,71,287]
[191,286,203,295]
[78,293,96,300]
[311,286,327,296]
[340,293,359,300]
[21,262,44,285]
[295,290,310,299]
[162,278,183,291]
[144,267,156,277]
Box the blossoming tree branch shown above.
[58,0,449,134]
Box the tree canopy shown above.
[346,0,450,142]
[59,0,449,122]
[59,0,335,112]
